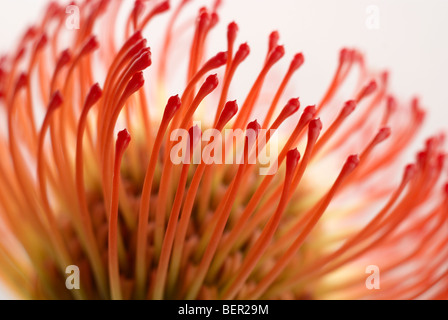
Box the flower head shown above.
[0,0,446,300]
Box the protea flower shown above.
[0,0,446,300]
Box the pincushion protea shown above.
[0,0,446,300]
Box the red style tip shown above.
[134,49,152,71]
[188,125,202,152]
[246,119,261,137]
[416,151,427,168]
[302,105,317,120]
[57,49,71,68]
[36,33,48,50]
[15,73,28,92]
[387,95,397,112]
[197,8,210,29]
[14,47,26,62]
[217,100,238,128]
[381,71,389,85]
[154,1,170,14]
[282,98,300,117]
[289,53,305,71]
[125,71,145,95]
[357,80,377,101]
[116,129,131,151]
[339,48,350,65]
[129,30,143,44]
[286,148,301,173]
[411,97,426,123]
[266,45,285,66]
[24,26,37,40]
[205,51,228,69]
[364,80,377,96]
[308,118,323,140]
[268,31,280,52]
[343,154,360,174]
[48,91,63,111]
[437,153,445,171]
[373,127,391,144]
[81,36,99,56]
[85,83,103,109]
[128,39,148,59]
[199,74,219,95]
[163,95,182,121]
[227,22,239,44]
[403,164,417,183]
[209,13,219,29]
[341,100,357,117]
[234,43,250,64]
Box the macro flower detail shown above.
[0,0,446,300]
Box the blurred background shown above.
[0,0,447,299]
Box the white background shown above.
[0,0,447,299]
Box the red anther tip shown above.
[436,153,445,170]
[218,100,238,127]
[137,47,152,67]
[206,51,228,69]
[374,127,391,144]
[309,118,323,135]
[126,71,145,94]
[197,8,210,29]
[416,151,427,168]
[365,80,377,94]
[381,70,389,84]
[199,74,219,95]
[154,0,170,14]
[344,154,360,173]
[210,12,219,28]
[48,91,63,111]
[55,50,71,72]
[128,39,148,59]
[227,22,239,43]
[81,36,99,55]
[47,2,60,17]
[266,45,285,65]
[24,26,37,40]
[116,129,131,151]
[36,33,48,50]
[15,73,28,92]
[304,105,317,117]
[286,148,301,171]
[188,125,202,150]
[134,0,144,11]
[289,53,304,71]
[283,98,300,116]
[246,120,261,137]
[269,31,280,50]
[425,137,437,152]
[411,97,420,109]
[163,94,182,120]
[234,43,250,64]
[340,100,356,118]
[85,83,102,108]
[387,95,397,111]
[358,80,377,100]
[351,49,362,62]
[15,47,26,62]
[403,164,417,183]
[339,48,349,64]
[129,30,143,43]
[58,49,71,66]
[411,98,425,123]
